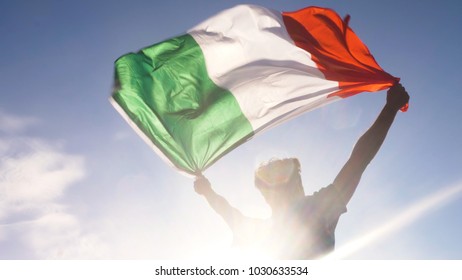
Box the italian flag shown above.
[111,5,400,175]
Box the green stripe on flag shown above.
[112,34,254,174]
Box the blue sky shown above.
[1,0,461,259]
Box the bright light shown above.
[323,181,462,260]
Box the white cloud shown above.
[23,212,108,259]
[0,110,40,133]
[0,139,85,219]
[0,109,103,259]
[0,138,101,258]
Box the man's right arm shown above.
[194,175,246,230]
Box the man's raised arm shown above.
[194,175,246,230]
[333,83,410,205]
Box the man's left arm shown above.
[332,83,410,205]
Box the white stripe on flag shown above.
[189,5,340,134]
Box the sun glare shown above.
[323,181,462,260]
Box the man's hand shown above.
[194,175,212,195]
[386,83,410,111]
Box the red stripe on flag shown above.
[282,7,399,99]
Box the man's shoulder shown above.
[306,184,337,200]
[296,184,347,215]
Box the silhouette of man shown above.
[194,83,409,259]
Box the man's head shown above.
[254,158,305,210]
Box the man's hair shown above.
[254,158,301,189]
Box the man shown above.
[194,83,410,259]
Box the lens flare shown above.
[323,181,462,260]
